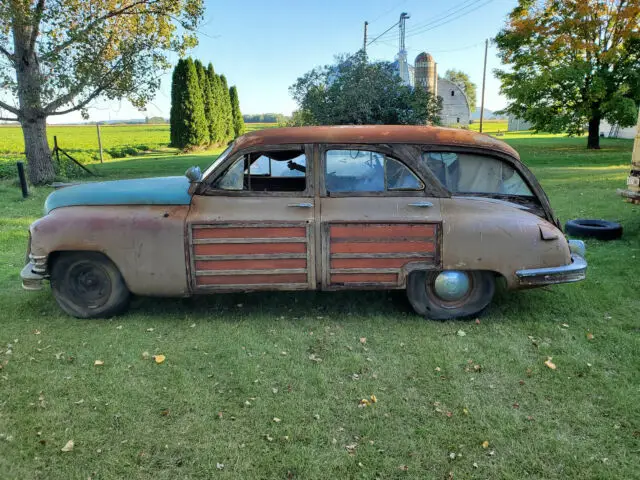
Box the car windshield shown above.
[202,143,234,180]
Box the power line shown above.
[404,0,494,39]
[404,0,482,34]
[368,0,408,25]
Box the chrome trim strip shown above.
[516,254,587,286]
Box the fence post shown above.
[96,123,104,164]
[17,162,29,198]
[53,136,60,164]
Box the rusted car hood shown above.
[44,176,191,214]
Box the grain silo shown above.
[414,52,437,96]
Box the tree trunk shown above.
[13,13,55,185]
[21,116,54,184]
[587,115,601,149]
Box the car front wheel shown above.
[50,252,130,319]
[407,270,495,320]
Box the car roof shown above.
[232,125,519,160]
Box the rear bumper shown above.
[516,252,587,287]
[21,256,48,291]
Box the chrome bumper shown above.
[21,257,47,291]
[516,253,587,287]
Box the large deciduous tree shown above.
[444,69,477,112]
[495,0,640,149]
[289,52,441,126]
[229,85,245,138]
[0,0,203,184]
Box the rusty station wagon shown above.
[21,125,587,319]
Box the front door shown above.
[186,145,317,292]
[319,146,443,290]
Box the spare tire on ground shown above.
[564,219,623,241]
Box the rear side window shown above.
[422,152,533,196]
[325,149,423,193]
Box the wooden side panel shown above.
[190,223,311,290]
[327,223,438,287]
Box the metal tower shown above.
[397,12,411,86]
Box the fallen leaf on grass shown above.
[94,360,104,366]
[33,330,41,335]
[482,440,489,448]
[308,353,322,363]
[153,355,165,364]
[160,409,170,416]
[446,411,453,418]
[345,443,357,455]
[457,330,466,337]
[544,357,556,370]
[116,325,123,330]
[435,367,441,372]
[398,465,409,471]
[359,337,367,344]
[146,328,154,332]
[61,440,74,452]
[370,394,377,403]
[141,351,150,360]
[264,434,273,442]
[475,319,480,325]
[272,388,278,394]
[512,402,520,409]
[216,463,224,470]
[586,332,594,340]
[273,417,281,423]
[358,398,370,408]
[74,399,84,405]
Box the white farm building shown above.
[393,51,471,127]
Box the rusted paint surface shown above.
[29,205,190,296]
[440,197,570,288]
[230,125,519,160]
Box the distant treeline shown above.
[170,57,244,150]
[243,113,286,124]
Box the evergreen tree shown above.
[171,57,208,149]
[206,63,225,146]
[169,59,187,148]
[219,74,234,141]
[229,86,245,137]
[194,59,211,145]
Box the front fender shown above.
[29,205,190,296]
[440,198,571,288]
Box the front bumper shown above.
[516,251,587,287]
[21,256,48,291]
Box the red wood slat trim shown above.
[331,241,435,254]
[195,243,307,255]
[196,259,306,271]
[193,227,306,239]
[330,224,435,239]
[331,258,419,269]
[197,274,308,285]
[331,273,397,284]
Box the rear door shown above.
[187,145,317,292]
[319,145,443,290]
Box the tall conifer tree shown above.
[229,86,245,137]
[193,59,211,145]
[206,63,224,145]
[169,59,187,148]
[219,74,234,141]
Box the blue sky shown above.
[59,0,518,123]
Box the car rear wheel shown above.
[407,270,495,320]
[50,252,130,319]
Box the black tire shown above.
[564,219,622,241]
[50,252,130,319]
[407,270,495,321]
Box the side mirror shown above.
[185,166,202,183]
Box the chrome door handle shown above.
[408,201,433,208]
[287,202,313,208]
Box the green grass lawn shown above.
[0,134,639,479]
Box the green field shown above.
[0,123,277,179]
[0,130,639,479]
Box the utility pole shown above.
[479,39,488,133]
[363,21,368,54]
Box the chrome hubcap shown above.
[433,271,470,301]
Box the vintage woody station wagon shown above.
[22,126,587,319]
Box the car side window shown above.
[212,149,307,192]
[325,149,423,193]
[422,152,533,196]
